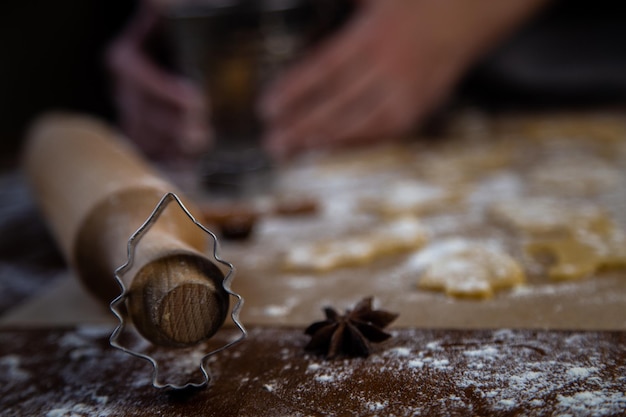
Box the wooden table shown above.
[1,326,625,416]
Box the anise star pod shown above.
[304,297,399,359]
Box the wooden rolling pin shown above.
[23,113,229,348]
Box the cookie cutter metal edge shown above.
[109,192,246,390]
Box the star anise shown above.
[304,297,399,359]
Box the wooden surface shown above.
[1,326,625,416]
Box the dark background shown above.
[1,0,625,168]
[0,0,136,166]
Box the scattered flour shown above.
[408,359,424,369]
[307,363,321,372]
[567,367,599,379]
[286,276,317,290]
[404,239,474,272]
[463,346,499,359]
[315,374,335,383]
[367,400,388,411]
[57,333,91,349]
[556,391,626,416]
[0,354,30,382]
[45,397,111,417]
[387,347,411,357]
[431,358,450,368]
[263,382,277,393]
[263,305,290,317]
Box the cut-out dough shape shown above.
[526,239,601,281]
[575,215,626,268]
[492,197,626,280]
[525,215,626,281]
[284,217,428,272]
[415,243,526,298]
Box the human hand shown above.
[105,2,210,162]
[260,0,547,159]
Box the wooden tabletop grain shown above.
[1,326,625,416]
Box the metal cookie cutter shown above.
[109,192,246,390]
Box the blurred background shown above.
[2,0,626,169]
